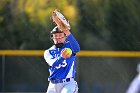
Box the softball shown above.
[64,48,72,56]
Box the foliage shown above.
[76,0,140,50]
[0,0,77,49]
[0,0,140,50]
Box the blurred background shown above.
[0,0,140,93]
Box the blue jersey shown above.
[44,34,80,80]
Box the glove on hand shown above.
[52,9,71,31]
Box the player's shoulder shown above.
[45,45,55,50]
[65,41,70,45]
[64,41,71,47]
[44,45,55,54]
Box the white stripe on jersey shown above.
[66,61,74,78]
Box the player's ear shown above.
[50,35,54,44]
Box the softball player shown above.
[44,26,80,93]
[126,63,140,93]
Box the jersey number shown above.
[56,60,67,69]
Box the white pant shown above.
[46,78,78,93]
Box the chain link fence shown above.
[0,54,140,93]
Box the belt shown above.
[50,78,73,84]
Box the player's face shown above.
[52,33,66,44]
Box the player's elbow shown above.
[77,46,80,52]
[75,46,80,53]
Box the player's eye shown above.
[53,37,65,39]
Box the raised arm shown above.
[64,30,80,53]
